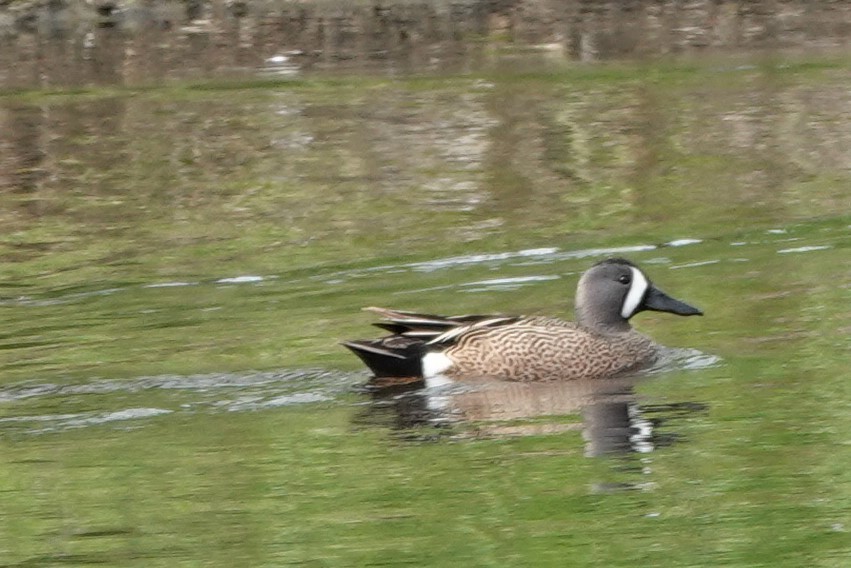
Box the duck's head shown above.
[575,258,702,331]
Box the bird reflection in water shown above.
[359,375,706,459]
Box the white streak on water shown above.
[316,244,661,285]
[665,238,702,247]
[405,245,659,273]
[407,248,559,272]
[462,275,560,286]
[459,274,561,292]
[216,275,264,284]
[777,245,831,254]
[550,245,657,262]
[144,281,196,288]
[670,260,720,270]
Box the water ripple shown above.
[0,369,357,435]
[647,347,723,374]
[0,408,173,434]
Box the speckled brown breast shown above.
[443,316,658,382]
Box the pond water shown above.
[1,31,850,567]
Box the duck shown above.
[342,258,702,385]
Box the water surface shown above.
[1,51,850,566]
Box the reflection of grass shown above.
[0,60,849,383]
[3,54,849,100]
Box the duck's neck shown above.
[576,308,632,334]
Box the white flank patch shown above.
[422,352,454,379]
[620,267,649,319]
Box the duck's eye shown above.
[618,274,631,285]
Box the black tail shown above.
[341,336,425,378]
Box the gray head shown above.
[575,258,702,331]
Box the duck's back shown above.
[444,316,657,381]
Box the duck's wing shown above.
[342,307,522,378]
[426,315,525,345]
[363,306,520,340]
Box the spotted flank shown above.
[342,258,702,383]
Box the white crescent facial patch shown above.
[620,266,649,319]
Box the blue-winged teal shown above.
[342,258,702,384]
